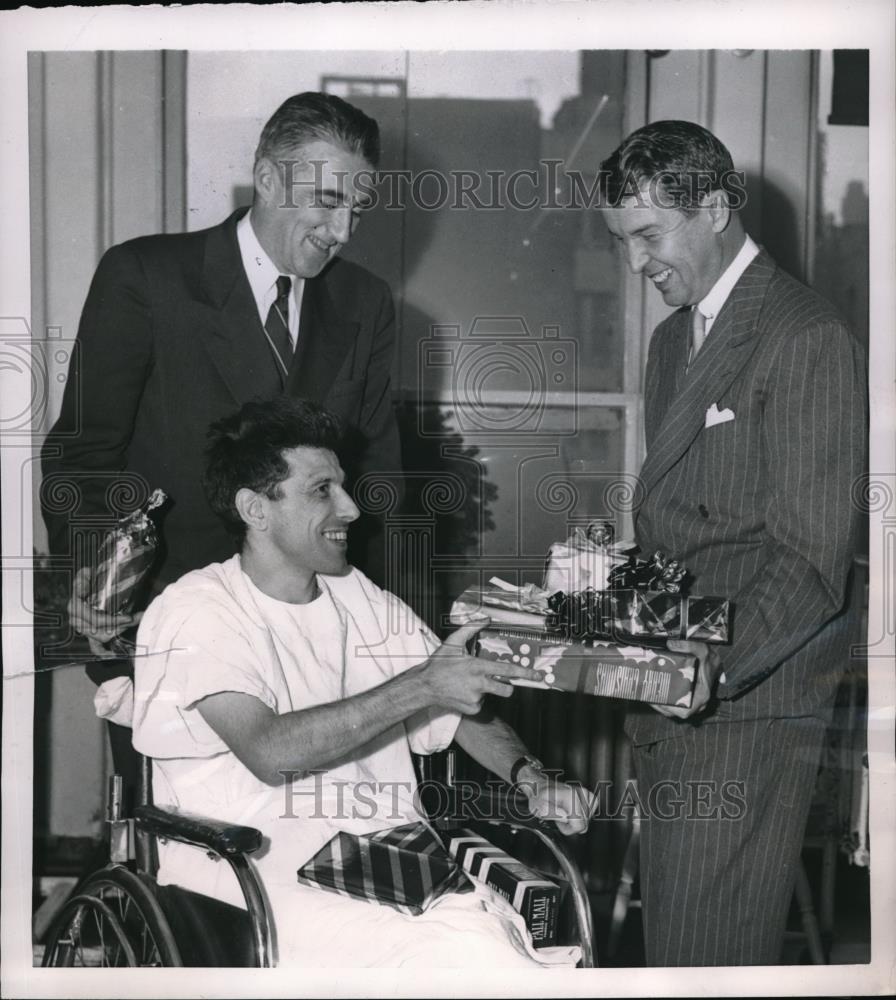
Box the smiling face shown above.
[250,138,372,278]
[263,446,360,580]
[602,187,730,307]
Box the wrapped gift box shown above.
[451,595,548,632]
[473,626,696,708]
[297,822,470,915]
[443,828,562,948]
[542,523,633,595]
[543,539,627,595]
[451,583,729,645]
[88,488,167,615]
[549,588,730,644]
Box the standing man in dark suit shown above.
[598,121,866,965]
[41,92,401,785]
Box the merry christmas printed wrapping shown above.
[472,626,697,708]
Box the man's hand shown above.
[517,764,595,836]
[68,566,140,658]
[650,639,723,719]
[418,623,543,715]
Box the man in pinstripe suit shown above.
[599,121,867,965]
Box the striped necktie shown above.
[264,275,293,378]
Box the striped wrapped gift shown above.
[296,822,471,916]
[88,488,167,615]
[444,829,562,948]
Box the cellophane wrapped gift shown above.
[443,828,563,948]
[87,488,167,616]
[548,585,731,645]
[450,522,730,646]
[296,821,471,915]
[449,581,728,649]
[542,521,632,595]
[449,577,551,630]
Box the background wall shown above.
[29,50,186,847]
[29,50,868,880]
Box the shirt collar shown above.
[237,210,282,317]
[237,211,305,343]
[697,233,760,324]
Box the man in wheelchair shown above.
[130,395,591,968]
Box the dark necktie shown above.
[264,275,293,378]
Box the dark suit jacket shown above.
[41,210,402,593]
[627,249,867,746]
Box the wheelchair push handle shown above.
[108,774,123,821]
[107,773,137,863]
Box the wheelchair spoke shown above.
[92,903,116,967]
[91,908,103,963]
[43,870,183,969]
[101,880,161,966]
[141,922,161,966]
[75,930,87,967]
[65,910,86,965]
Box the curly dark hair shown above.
[203,396,344,541]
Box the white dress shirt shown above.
[694,233,760,336]
[236,212,305,349]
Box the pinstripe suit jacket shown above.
[626,249,867,746]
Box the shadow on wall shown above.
[742,170,803,282]
[814,179,869,356]
[386,393,498,633]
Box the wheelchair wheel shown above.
[42,865,181,967]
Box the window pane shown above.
[392,402,628,624]
[812,50,869,356]
[185,51,407,231]
[398,51,627,396]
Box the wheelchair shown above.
[41,751,597,968]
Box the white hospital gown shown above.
[131,556,577,968]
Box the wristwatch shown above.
[510,754,546,786]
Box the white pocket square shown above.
[705,403,735,428]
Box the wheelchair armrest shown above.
[135,804,263,857]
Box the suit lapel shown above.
[644,309,691,447]
[196,210,281,405]
[638,250,776,499]
[287,267,360,402]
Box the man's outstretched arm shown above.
[195,624,542,784]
